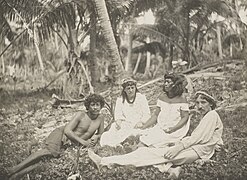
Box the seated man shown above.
[88,91,223,179]
[9,94,106,179]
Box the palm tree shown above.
[129,0,241,70]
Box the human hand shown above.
[90,135,99,146]
[164,144,183,159]
[134,121,143,129]
[215,144,222,152]
[83,140,91,147]
[115,119,123,130]
[163,127,173,134]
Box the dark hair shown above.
[121,83,139,103]
[84,94,105,110]
[163,73,185,98]
[195,91,216,110]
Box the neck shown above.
[166,91,177,99]
[126,93,136,104]
[87,111,99,120]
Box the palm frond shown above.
[131,24,184,52]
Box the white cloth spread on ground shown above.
[100,93,151,147]
[99,110,223,171]
[140,99,190,147]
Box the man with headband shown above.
[88,91,223,179]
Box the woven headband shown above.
[195,91,216,103]
[122,78,136,85]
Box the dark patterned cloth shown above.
[45,126,66,157]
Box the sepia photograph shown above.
[0,0,246,179]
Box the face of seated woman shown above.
[163,78,174,92]
[124,84,136,99]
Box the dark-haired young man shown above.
[9,94,106,179]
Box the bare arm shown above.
[164,111,219,159]
[64,112,89,147]
[165,110,189,133]
[141,106,160,129]
[93,117,104,140]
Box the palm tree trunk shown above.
[33,26,44,71]
[92,0,124,84]
[0,45,5,74]
[126,30,133,74]
[133,52,142,75]
[144,37,151,77]
[216,25,223,59]
[88,8,98,86]
[1,56,5,74]
[184,9,190,64]
[230,39,233,57]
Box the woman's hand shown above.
[164,143,184,159]
[115,119,124,130]
[163,127,174,134]
[134,121,144,129]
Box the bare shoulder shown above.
[158,92,169,102]
[158,92,187,103]
[75,111,87,119]
[97,113,106,121]
[178,95,188,103]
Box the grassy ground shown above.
[0,66,246,180]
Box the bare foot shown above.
[168,166,182,179]
[88,149,102,171]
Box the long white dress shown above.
[140,99,190,147]
[100,93,151,147]
[99,110,223,172]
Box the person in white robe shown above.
[89,91,223,179]
[139,73,190,147]
[100,77,151,147]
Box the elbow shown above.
[64,127,72,137]
[182,113,190,122]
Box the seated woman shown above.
[139,73,190,148]
[100,77,151,147]
[89,91,224,179]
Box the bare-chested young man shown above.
[8,94,105,179]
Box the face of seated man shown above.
[195,95,212,116]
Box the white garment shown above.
[100,93,151,147]
[181,110,223,159]
[101,147,198,169]
[99,110,222,172]
[140,99,190,147]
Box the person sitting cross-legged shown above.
[99,77,151,147]
[88,91,223,179]
[139,72,190,148]
[8,94,106,180]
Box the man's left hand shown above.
[164,144,183,159]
